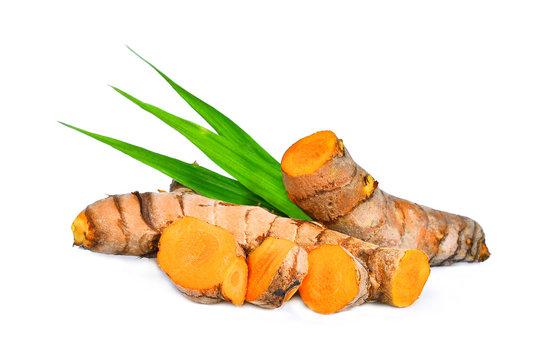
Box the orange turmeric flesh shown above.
[157,216,247,305]
[281,130,339,177]
[299,245,362,314]
[72,211,91,248]
[245,237,296,302]
[391,250,431,307]
[222,257,248,305]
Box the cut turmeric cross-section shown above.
[299,244,369,314]
[246,237,308,308]
[281,130,342,177]
[390,250,431,307]
[222,257,248,306]
[157,216,247,305]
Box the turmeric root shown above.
[71,188,430,307]
[157,216,248,305]
[281,130,490,266]
[245,237,307,308]
[299,244,369,314]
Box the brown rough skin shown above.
[72,187,428,306]
[175,285,224,305]
[281,131,490,266]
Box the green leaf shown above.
[59,122,281,212]
[111,87,311,220]
[126,46,278,167]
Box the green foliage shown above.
[63,48,311,220]
[60,122,280,213]
[127,46,278,167]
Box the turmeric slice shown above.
[299,244,369,314]
[281,130,489,265]
[157,216,247,305]
[246,237,308,308]
[222,257,248,306]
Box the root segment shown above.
[281,130,489,265]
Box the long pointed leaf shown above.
[59,122,281,212]
[111,87,310,220]
[127,46,278,167]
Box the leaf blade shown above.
[127,46,279,166]
[111,87,310,220]
[59,122,281,211]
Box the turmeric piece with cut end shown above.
[246,237,307,309]
[72,189,431,307]
[299,244,369,314]
[157,216,247,305]
[391,250,431,307]
[281,130,490,266]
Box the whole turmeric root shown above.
[281,130,490,266]
[71,188,430,307]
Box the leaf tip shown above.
[126,45,146,63]
[109,85,123,94]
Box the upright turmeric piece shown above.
[157,216,247,305]
[299,244,370,314]
[72,188,430,307]
[246,237,307,308]
[281,130,490,265]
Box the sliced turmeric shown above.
[72,189,431,307]
[281,130,490,266]
[299,244,369,314]
[245,237,307,308]
[157,216,247,305]
[221,258,249,305]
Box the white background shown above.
[1,1,538,359]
